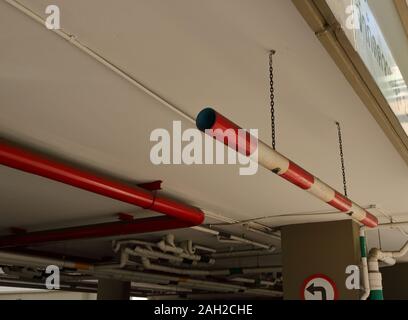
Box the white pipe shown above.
[4,0,195,125]
[193,245,216,253]
[217,239,242,244]
[0,251,92,270]
[192,226,273,249]
[228,277,257,284]
[113,238,182,255]
[130,247,184,262]
[141,257,280,277]
[368,241,408,263]
[161,247,202,262]
[227,235,271,249]
[182,282,246,293]
[211,248,276,259]
[229,277,278,287]
[119,247,214,270]
[0,252,195,292]
[164,234,177,248]
[240,267,281,275]
[244,225,281,241]
[366,240,408,299]
[389,241,408,259]
[131,282,192,293]
[368,249,383,297]
[257,280,278,286]
[7,253,245,294]
[114,239,209,263]
[2,267,42,280]
[180,240,196,255]
[142,257,210,276]
[191,226,219,235]
[203,209,279,240]
[94,268,245,292]
[361,221,408,231]
[121,247,191,268]
[245,288,283,297]
[157,240,184,255]
[358,226,408,299]
[0,250,281,296]
[113,239,156,253]
[93,269,172,286]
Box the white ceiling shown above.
[1,0,408,255]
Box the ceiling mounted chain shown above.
[335,122,348,197]
[269,50,276,150]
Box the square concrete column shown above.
[282,220,361,300]
[97,279,131,300]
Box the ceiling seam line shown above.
[4,0,195,125]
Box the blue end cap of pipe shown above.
[196,107,216,131]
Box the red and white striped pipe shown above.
[196,108,378,228]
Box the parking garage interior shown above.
[1,0,408,302]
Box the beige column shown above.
[282,220,361,300]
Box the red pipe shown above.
[0,141,204,246]
[0,217,192,248]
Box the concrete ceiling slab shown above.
[1,0,408,255]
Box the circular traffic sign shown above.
[301,274,338,300]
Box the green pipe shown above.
[370,290,384,300]
[360,236,367,258]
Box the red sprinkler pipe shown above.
[0,217,192,248]
[196,108,378,228]
[0,141,204,246]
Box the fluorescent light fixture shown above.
[327,0,408,135]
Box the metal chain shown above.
[269,50,276,150]
[335,122,348,197]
